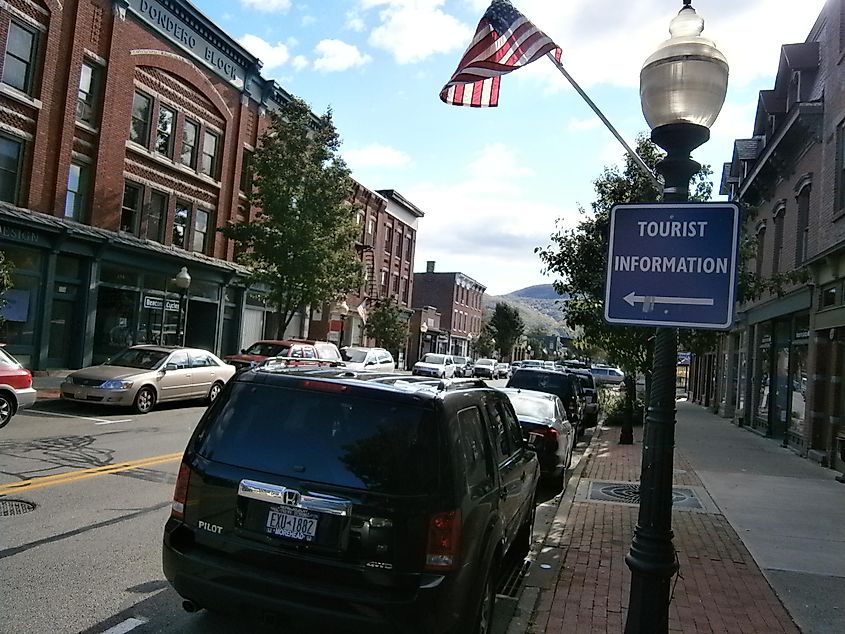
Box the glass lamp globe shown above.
[173,266,191,290]
[640,2,729,129]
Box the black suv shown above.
[567,369,599,429]
[506,368,586,435]
[162,368,539,633]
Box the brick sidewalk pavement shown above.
[528,420,798,634]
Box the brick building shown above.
[411,262,485,360]
[0,0,393,371]
[702,0,845,475]
[308,184,423,366]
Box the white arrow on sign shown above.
[623,291,714,307]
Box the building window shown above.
[181,119,198,168]
[837,121,845,213]
[367,218,375,235]
[200,130,219,178]
[402,278,409,304]
[193,208,210,253]
[239,149,253,192]
[405,234,412,261]
[392,273,400,294]
[380,270,388,294]
[796,185,810,265]
[121,182,142,234]
[173,200,190,248]
[355,210,364,225]
[146,191,167,243]
[3,21,37,94]
[130,92,152,145]
[755,225,766,278]
[384,226,392,252]
[0,136,23,203]
[156,105,175,156]
[772,207,785,277]
[77,62,99,125]
[64,163,88,220]
[821,284,838,309]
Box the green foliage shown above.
[363,298,409,352]
[0,251,14,324]
[220,98,362,336]
[471,326,497,358]
[536,134,713,376]
[488,302,525,360]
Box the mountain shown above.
[483,284,573,337]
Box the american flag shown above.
[440,0,561,108]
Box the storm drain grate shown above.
[497,559,531,598]
[0,499,36,516]
[587,481,703,510]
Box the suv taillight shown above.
[544,426,559,441]
[171,462,191,520]
[425,510,461,571]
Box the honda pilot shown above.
[162,368,539,633]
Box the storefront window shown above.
[101,265,137,286]
[0,271,40,346]
[753,324,772,432]
[93,287,139,363]
[736,330,747,419]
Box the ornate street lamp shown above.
[625,3,728,633]
[173,266,191,347]
[336,300,350,347]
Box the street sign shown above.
[604,202,741,329]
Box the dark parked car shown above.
[567,369,600,429]
[506,368,586,436]
[499,388,574,488]
[163,367,539,633]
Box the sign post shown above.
[604,202,740,330]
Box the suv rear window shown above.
[508,370,575,394]
[195,383,439,495]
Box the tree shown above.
[471,327,496,358]
[536,135,713,378]
[220,98,362,336]
[488,302,525,360]
[363,298,409,353]
[0,251,14,327]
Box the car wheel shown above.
[471,559,497,634]
[133,387,157,414]
[207,381,224,405]
[0,393,14,429]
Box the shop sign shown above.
[0,223,40,244]
[795,329,810,340]
[143,295,180,312]
[128,0,247,89]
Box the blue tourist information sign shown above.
[604,202,741,330]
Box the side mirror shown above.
[164,363,178,371]
[365,360,375,366]
[240,349,247,354]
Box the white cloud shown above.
[292,55,309,71]
[239,0,291,13]
[237,35,291,71]
[313,39,372,72]
[301,15,316,26]
[345,143,412,170]
[363,0,472,64]
[567,117,601,132]
[345,11,366,32]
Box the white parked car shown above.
[412,353,456,378]
[591,366,625,385]
[340,346,396,372]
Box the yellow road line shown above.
[0,452,183,495]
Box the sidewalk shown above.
[515,401,844,634]
[31,371,68,400]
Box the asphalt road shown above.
[0,378,583,634]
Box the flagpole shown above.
[546,53,663,192]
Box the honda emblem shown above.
[282,489,301,507]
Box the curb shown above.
[504,423,607,634]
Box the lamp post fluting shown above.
[624,3,728,633]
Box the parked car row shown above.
[0,345,37,429]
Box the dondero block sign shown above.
[604,202,741,330]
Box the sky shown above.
[194,0,827,295]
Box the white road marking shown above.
[29,408,132,425]
[100,617,148,634]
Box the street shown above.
[0,378,583,634]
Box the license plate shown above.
[266,505,319,541]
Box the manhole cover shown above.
[0,499,36,516]
[587,481,703,509]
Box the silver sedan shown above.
[60,345,236,414]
